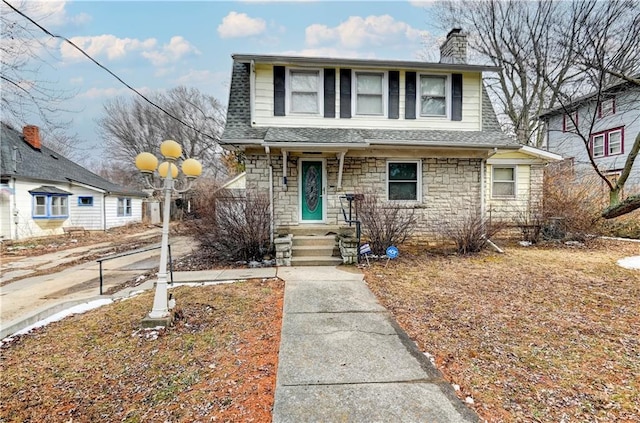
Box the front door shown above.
[300,160,324,222]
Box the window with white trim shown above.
[354,71,385,115]
[419,75,448,117]
[288,69,321,114]
[492,167,516,197]
[32,194,69,218]
[591,127,624,158]
[387,160,421,201]
[117,197,132,216]
[563,112,578,132]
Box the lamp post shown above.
[135,140,202,326]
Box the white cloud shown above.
[217,11,266,38]
[78,86,153,99]
[142,36,200,66]
[23,1,91,27]
[279,47,374,59]
[306,15,425,49]
[61,35,157,62]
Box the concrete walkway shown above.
[273,266,478,423]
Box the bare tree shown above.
[1,1,78,138]
[434,0,640,217]
[97,86,227,181]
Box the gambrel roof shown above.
[221,57,518,149]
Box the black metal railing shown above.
[96,243,173,295]
[339,194,362,263]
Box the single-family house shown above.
[0,123,147,240]
[220,28,560,264]
[539,77,640,190]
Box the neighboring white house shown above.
[220,28,560,255]
[540,78,640,190]
[0,123,147,240]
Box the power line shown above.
[2,0,219,142]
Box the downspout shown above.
[483,149,504,253]
[250,60,256,124]
[265,146,274,245]
[12,177,18,240]
[103,193,107,231]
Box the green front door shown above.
[301,160,323,221]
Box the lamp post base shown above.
[141,314,174,329]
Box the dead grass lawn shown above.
[1,279,284,423]
[364,239,640,422]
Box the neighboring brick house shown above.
[540,78,640,190]
[220,29,559,264]
[0,123,147,240]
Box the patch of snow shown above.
[618,256,640,270]
[135,275,147,282]
[519,241,532,247]
[453,384,461,391]
[423,351,436,365]
[465,396,475,404]
[4,298,113,340]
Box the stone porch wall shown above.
[245,154,485,239]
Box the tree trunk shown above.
[602,194,640,219]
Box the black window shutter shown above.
[452,73,463,121]
[324,68,336,118]
[340,69,351,118]
[405,71,416,119]
[388,71,399,119]
[273,66,285,116]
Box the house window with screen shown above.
[599,98,615,118]
[289,69,321,114]
[117,197,132,216]
[420,75,447,116]
[492,167,516,197]
[78,196,93,206]
[387,161,421,201]
[32,194,69,218]
[355,72,384,115]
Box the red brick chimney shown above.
[23,125,41,150]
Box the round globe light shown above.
[160,140,182,160]
[158,162,179,179]
[182,158,202,178]
[135,152,158,173]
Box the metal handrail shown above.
[96,243,173,295]
[339,194,362,263]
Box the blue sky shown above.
[8,1,443,164]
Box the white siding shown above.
[68,187,105,230]
[104,196,143,229]
[253,64,483,131]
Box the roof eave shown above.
[232,54,501,73]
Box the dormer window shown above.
[598,98,615,118]
[354,71,386,116]
[420,75,448,117]
[288,69,322,115]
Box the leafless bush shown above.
[543,163,605,240]
[438,209,505,254]
[194,190,271,262]
[515,204,543,244]
[356,194,417,256]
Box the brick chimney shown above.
[23,125,41,150]
[439,28,467,64]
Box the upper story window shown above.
[117,197,132,217]
[288,69,322,114]
[354,71,386,116]
[32,194,69,218]
[591,127,624,158]
[598,97,615,118]
[420,75,448,117]
[492,166,516,197]
[387,160,421,201]
[563,111,578,132]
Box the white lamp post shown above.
[135,140,202,326]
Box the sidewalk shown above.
[273,266,478,423]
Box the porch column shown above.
[336,151,346,189]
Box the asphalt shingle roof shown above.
[221,58,516,149]
[1,123,146,197]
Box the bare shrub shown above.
[515,204,543,244]
[356,194,418,256]
[194,190,271,262]
[543,162,605,240]
[438,209,504,254]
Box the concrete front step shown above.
[290,256,344,266]
[292,245,339,257]
[292,235,337,247]
[278,225,356,237]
